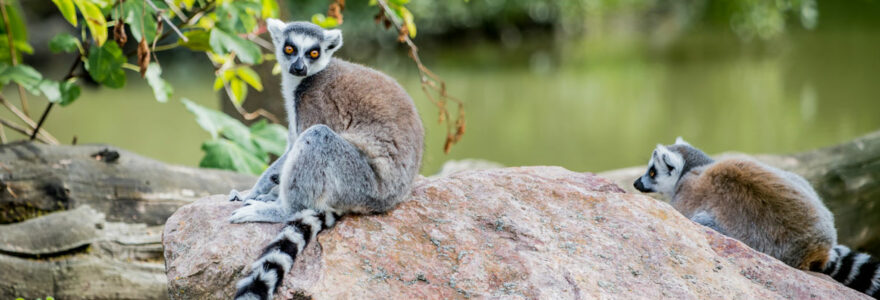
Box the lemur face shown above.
[266,19,343,77]
[634,143,685,198]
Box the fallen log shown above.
[0,141,256,225]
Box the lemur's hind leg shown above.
[228,148,289,202]
[229,124,380,223]
[279,124,381,212]
[691,211,727,235]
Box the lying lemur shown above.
[634,138,879,298]
[227,19,424,300]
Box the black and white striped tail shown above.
[234,209,340,300]
[815,245,880,299]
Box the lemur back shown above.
[635,139,880,298]
[227,19,424,300]
[293,58,423,211]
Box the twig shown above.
[374,0,465,153]
[0,122,7,143]
[29,55,82,142]
[29,103,53,141]
[1,0,30,117]
[0,118,53,144]
[162,0,188,22]
[0,95,59,144]
[144,0,188,42]
[248,34,274,51]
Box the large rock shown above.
[163,166,867,299]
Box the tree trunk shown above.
[598,130,880,256]
[0,141,256,225]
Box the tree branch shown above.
[0,118,52,144]
[0,95,59,144]
[144,0,188,42]
[374,0,466,153]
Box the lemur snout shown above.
[633,178,649,192]
[290,58,307,76]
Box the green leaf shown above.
[249,119,287,156]
[215,1,261,34]
[399,6,417,38]
[179,0,195,10]
[122,0,158,42]
[261,0,279,19]
[49,33,80,53]
[199,139,267,175]
[145,63,172,103]
[38,79,81,106]
[85,41,126,88]
[4,4,28,43]
[235,66,262,91]
[310,14,338,28]
[209,28,262,64]
[0,34,33,64]
[52,0,77,26]
[0,63,44,94]
[229,77,248,106]
[73,0,108,46]
[182,98,260,158]
[180,30,211,52]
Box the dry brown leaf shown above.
[137,38,150,78]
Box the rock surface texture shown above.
[163,166,868,299]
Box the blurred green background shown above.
[7,0,880,175]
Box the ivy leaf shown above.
[209,28,262,64]
[86,41,126,88]
[249,119,287,156]
[235,66,262,91]
[38,79,81,106]
[145,63,172,103]
[73,0,108,46]
[49,33,80,53]
[199,139,267,175]
[52,0,77,26]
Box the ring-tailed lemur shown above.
[228,19,424,300]
[634,138,879,298]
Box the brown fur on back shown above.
[295,58,424,206]
[673,158,836,269]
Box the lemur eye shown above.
[309,50,320,58]
[284,45,294,54]
[649,167,656,178]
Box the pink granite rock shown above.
[162,166,867,299]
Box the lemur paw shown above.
[228,189,245,202]
[229,202,263,223]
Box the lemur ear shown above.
[675,136,691,146]
[266,18,286,43]
[662,154,674,171]
[323,29,343,52]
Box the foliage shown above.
[0,0,464,174]
[183,99,286,175]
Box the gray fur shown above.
[634,138,837,271]
[228,19,424,300]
